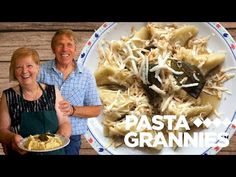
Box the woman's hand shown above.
[11,134,27,155]
[59,100,74,116]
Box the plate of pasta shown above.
[18,134,70,152]
[81,22,236,155]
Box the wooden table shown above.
[0,22,236,155]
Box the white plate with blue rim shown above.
[79,22,236,155]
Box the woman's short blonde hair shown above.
[51,29,78,50]
[9,47,40,81]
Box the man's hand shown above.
[59,100,74,116]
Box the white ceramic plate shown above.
[80,22,236,155]
[18,134,70,152]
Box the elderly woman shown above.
[0,47,71,155]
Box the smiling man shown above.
[38,29,102,155]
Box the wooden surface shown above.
[0,22,236,155]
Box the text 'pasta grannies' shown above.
[124,115,229,148]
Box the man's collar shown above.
[51,59,83,73]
